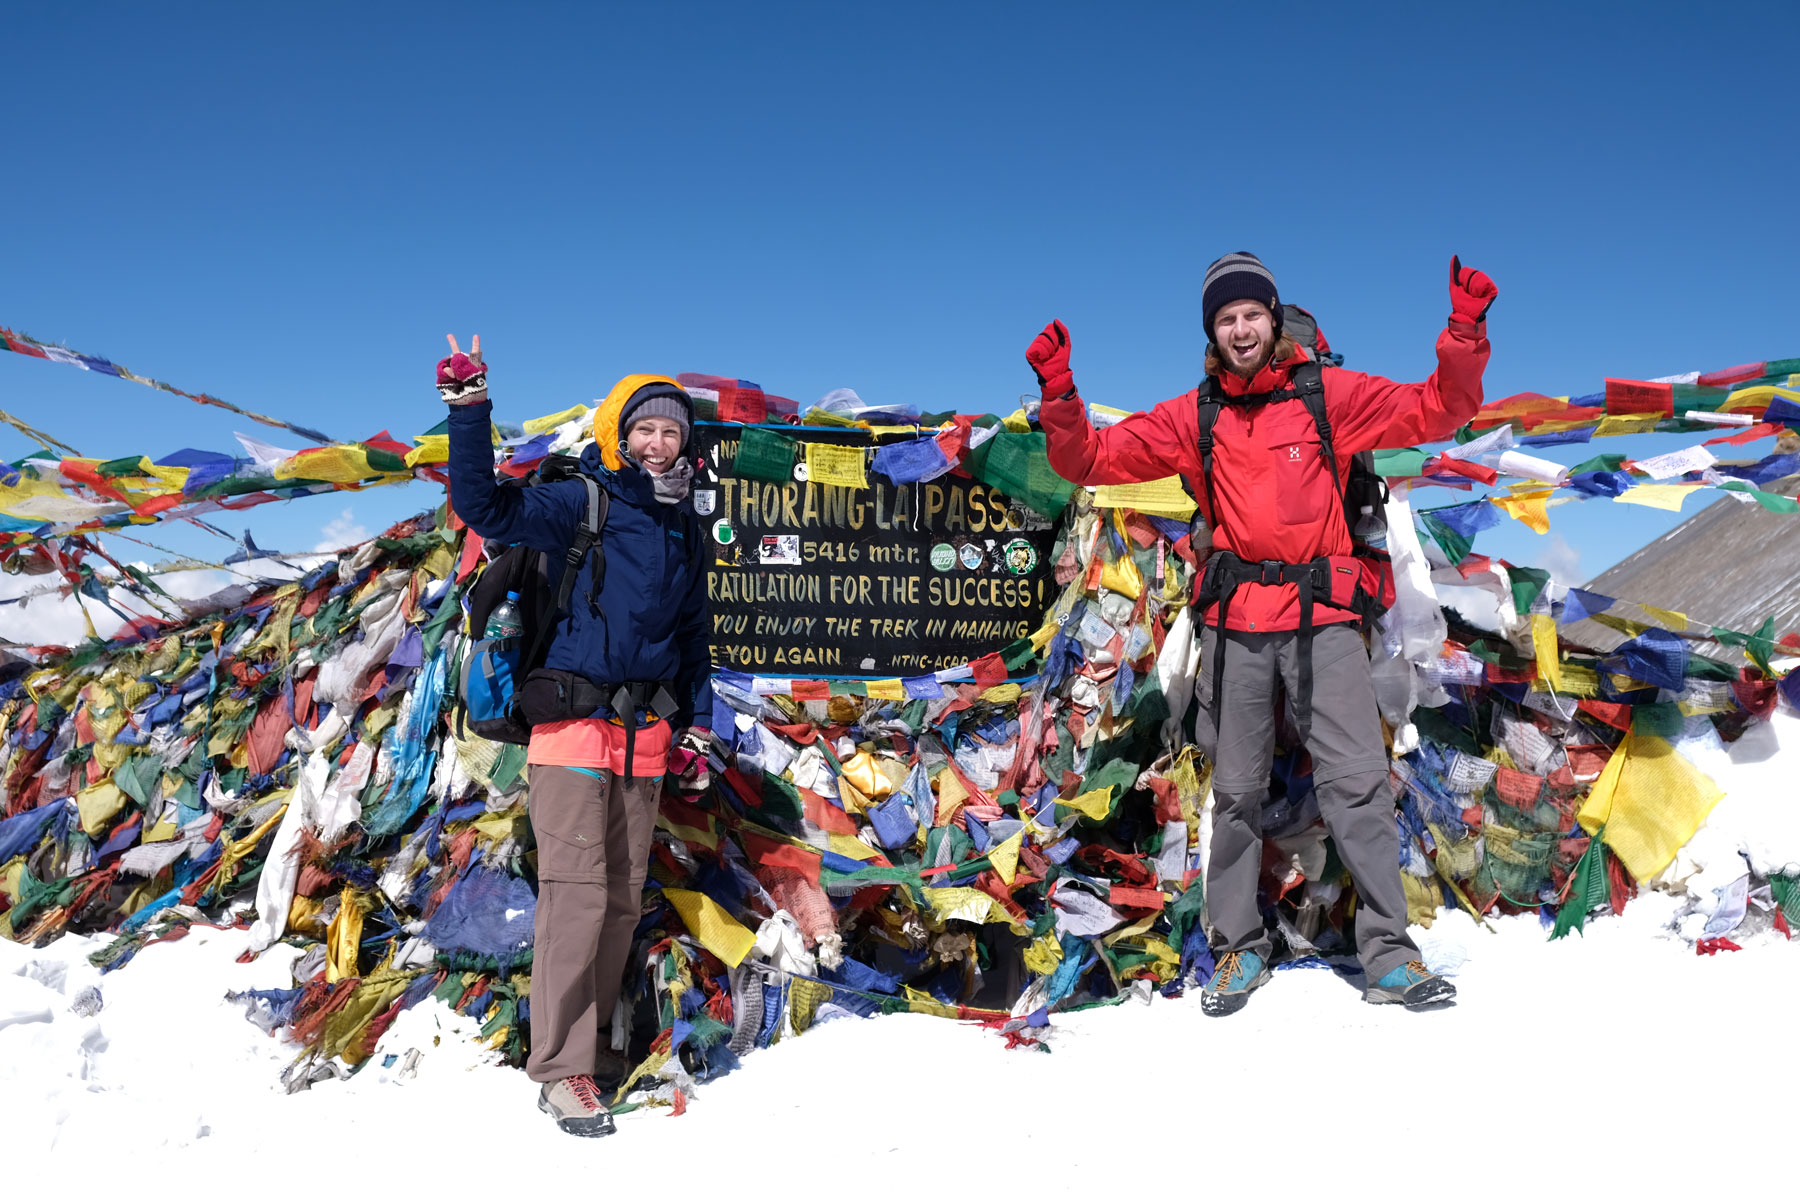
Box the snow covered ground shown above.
[6,902,1795,1194]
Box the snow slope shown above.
[6,904,1795,1195]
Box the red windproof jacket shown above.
[1041,320,1490,633]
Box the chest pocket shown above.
[1264,408,1330,527]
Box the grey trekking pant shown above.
[525,764,659,1083]
[1197,622,1418,982]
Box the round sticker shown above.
[712,519,736,545]
[929,543,956,571]
[1002,537,1039,575]
[957,542,986,571]
[793,462,810,482]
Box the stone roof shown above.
[1563,471,1800,660]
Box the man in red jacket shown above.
[1028,251,1496,1014]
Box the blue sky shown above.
[3,1,1797,595]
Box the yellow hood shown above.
[594,373,690,471]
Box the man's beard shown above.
[1224,340,1275,377]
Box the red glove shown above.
[1025,319,1077,401]
[1448,256,1497,329]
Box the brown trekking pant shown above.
[1197,623,1418,982]
[525,764,660,1083]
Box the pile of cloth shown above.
[4,352,1800,1108]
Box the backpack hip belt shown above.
[518,671,682,777]
[1196,550,1361,739]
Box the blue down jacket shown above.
[445,397,709,728]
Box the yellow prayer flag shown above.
[924,886,1016,927]
[663,888,757,967]
[273,445,376,483]
[1021,930,1063,975]
[1719,384,1800,412]
[935,769,969,825]
[217,801,290,887]
[980,683,1023,705]
[827,832,882,861]
[1531,613,1563,693]
[1595,414,1664,437]
[1490,489,1554,534]
[1614,483,1699,512]
[1552,661,1601,698]
[325,885,364,984]
[1099,554,1144,600]
[1060,787,1116,822]
[657,816,721,851]
[1093,475,1198,519]
[138,461,191,491]
[840,751,893,799]
[76,781,127,836]
[804,442,869,489]
[990,831,1024,886]
[1,855,26,905]
[1640,604,1689,631]
[406,435,450,467]
[522,404,590,435]
[864,678,907,700]
[1578,736,1724,881]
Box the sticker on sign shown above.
[760,535,801,566]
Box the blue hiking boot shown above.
[1365,960,1456,1008]
[1200,950,1271,1017]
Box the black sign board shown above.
[691,423,1060,676]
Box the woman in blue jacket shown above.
[439,335,709,1137]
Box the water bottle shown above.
[1352,504,1387,550]
[486,590,524,640]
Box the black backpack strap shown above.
[527,477,607,672]
[1193,376,1224,545]
[561,476,608,619]
[1291,361,1341,499]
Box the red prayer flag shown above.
[1577,700,1633,732]
[789,680,830,702]
[1702,422,1781,446]
[800,787,858,836]
[1604,378,1674,417]
[1696,361,1766,388]
[969,653,1009,689]
[741,831,822,884]
[1493,766,1543,807]
[1428,455,1500,485]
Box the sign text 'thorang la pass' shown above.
[691,424,1060,676]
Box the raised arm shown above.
[1027,320,1199,486]
[440,334,585,552]
[1324,258,1496,454]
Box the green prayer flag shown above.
[1507,565,1552,615]
[1372,447,1430,478]
[735,427,798,483]
[1551,831,1610,940]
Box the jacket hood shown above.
[594,374,692,471]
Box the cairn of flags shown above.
[3,326,1799,1108]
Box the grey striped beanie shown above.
[1202,251,1282,340]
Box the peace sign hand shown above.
[437,333,489,406]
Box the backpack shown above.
[456,455,608,745]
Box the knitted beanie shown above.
[618,384,692,449]
[1201,252,1283,340]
